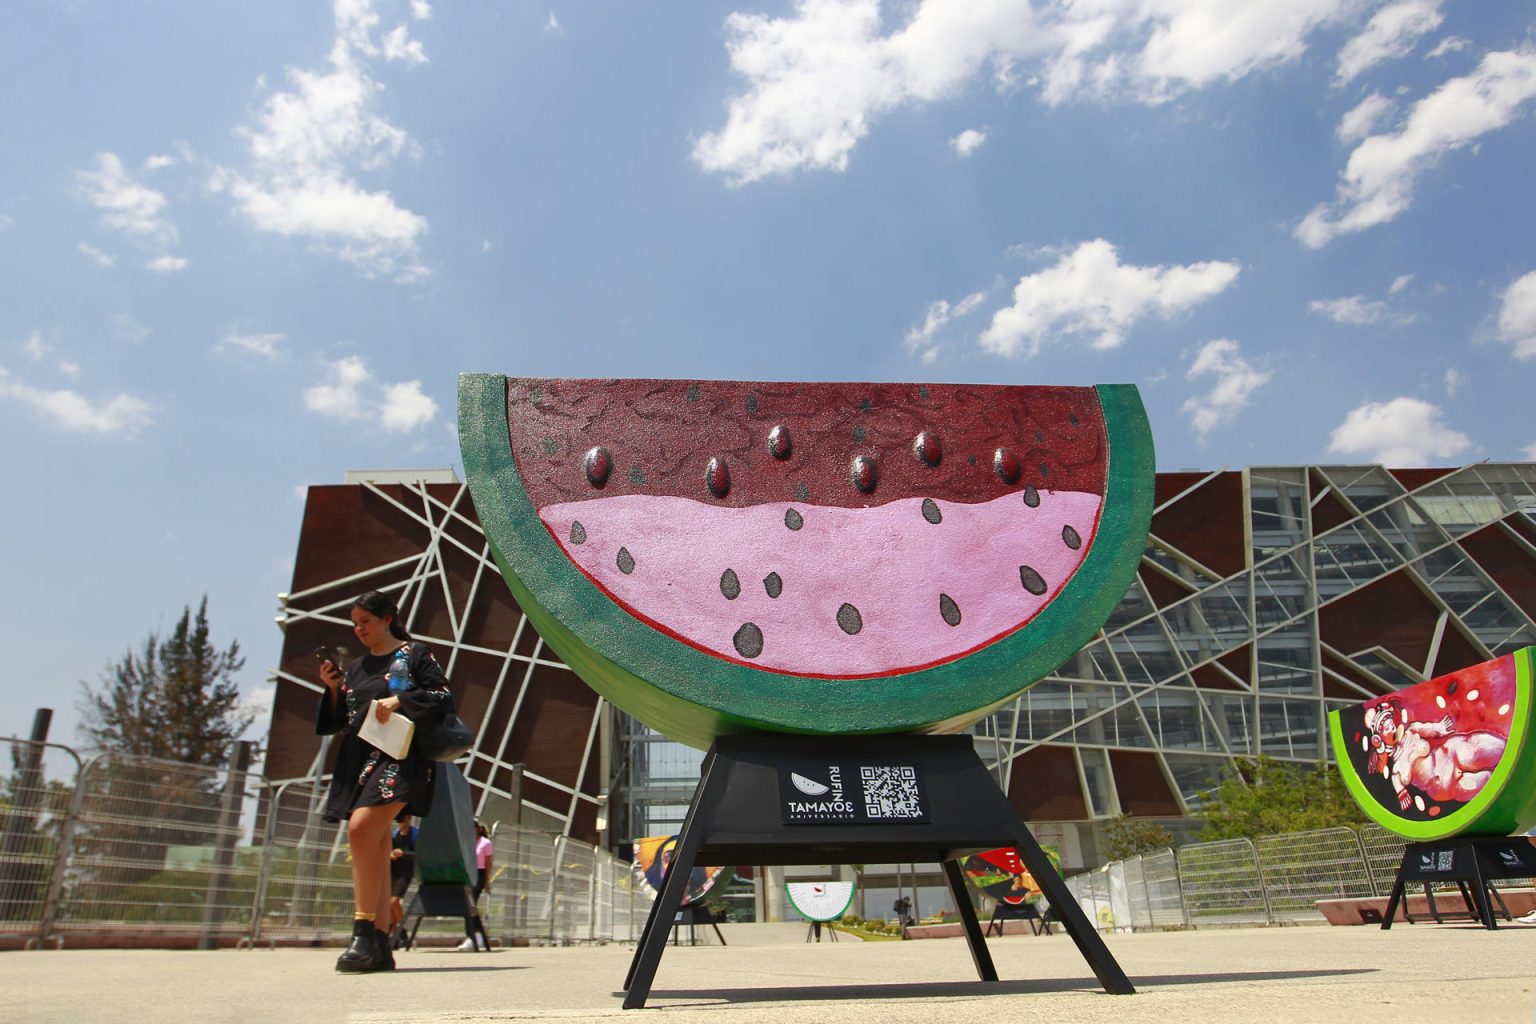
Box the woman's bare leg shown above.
[348,802,405,920]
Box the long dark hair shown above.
[352,591,411,640]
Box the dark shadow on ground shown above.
[626,967,1377,1004]
[392,964,530,974]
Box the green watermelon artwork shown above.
[460,375,1154,749]
[1328,647,1536,841]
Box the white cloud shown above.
[1388,273,1414,294]
[1334,0,1442,87]
[0,364,154,437]
[1337,92,1395,144]
[77,152,178,246]
[0,214,11,231]
[21,332,49,361]
[112,314,153,344]
[1425,36,1470,60]
[1308,295,1389,325]
[145,255,188,274]
[57,360,80,379]
[979,239,1240,358]
[950,128,988,156]
[1495,270,1536,360]
[77,242,116,268]
[217,331,286,359]
[1327,396,1471,465]
[303,355,437,432]
[213,0,430,281]
[903,290,987,363]
[545,11,562,34]
[410,0,431,19]
[1297,48,1536,248]
[1181,339,1271,441]
[1443,367,1464,396]
[694,0,1358,183]
[143,154,177,171]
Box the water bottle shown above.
[386,649,413,694]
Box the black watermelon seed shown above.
[921,498,942,524]
[939,594,961,627]
[837,603,863,635]
[1023,485,1040,508]
[720,568,741,600]
[541,437,558,456]
[764,572,782,598]
[860,398,872,412]
[768,425,793,460]
[617,547,636,575]
[785,507,804,530]
[1035,430,1044,442]
[584,447,612,487]
[967,454,977,466]
[794,481,810,502]
[686,383,700,402]
[1069,414,1079,427]
[746,394,759,413]
[569,521,587,545]
[1019,565,1047,596]
[852,424,867,443]
[851,455,878,493]
[1447,680,1459,695]
[705,456,731,498]
[994,448,1022,485]
[918,386,930,400]
[914,430,942,467]
[1039,463,1049,478]
[733,622,764,659]
[528,384,543,406]
[1062,525,1082,550]
[629,465,645,485]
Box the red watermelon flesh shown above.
[506,379,1107,679]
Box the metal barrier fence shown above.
[0,738,643,949]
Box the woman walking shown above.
[317,591,453,972]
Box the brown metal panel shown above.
[1007,745,1088,821]
[1151,471,1245,577]
[1107,750,1181,816]
[1459,523,1536,623]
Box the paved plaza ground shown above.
[3,921,1533,1024]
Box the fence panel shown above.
[611,858,638,943]
[551,837,596,943]
[1120,856,1152,931]
[1253,827,1373,921]
[494,825,557,944]
[1357,823,1406,898]
[0,740,82,943]
[54,754,261,942]
[1177,838,1269,927]
[251,780,354,944]
[1138,849,1185,928]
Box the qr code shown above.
[860,766,922,819]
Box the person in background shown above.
[458,821,494,951]
[388,813,417,947]
[317,591,453,973]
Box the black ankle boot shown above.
[374,929,395,970]
[336,918,381,973]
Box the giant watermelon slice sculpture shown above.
[460,375,1153,749]
[1328,647,1536,840]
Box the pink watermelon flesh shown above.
[540,488,1101,677]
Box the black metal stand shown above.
[404,882,487,950]
[621,735,1133,1008]
[1381,837,1535,930]
[986,899,1052,937]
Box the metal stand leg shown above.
[1011,832,1134,995]
[1380,873,1407,930]
[943,860,997,982]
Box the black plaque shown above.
[778,760,930,824]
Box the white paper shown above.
[358,700,414,759]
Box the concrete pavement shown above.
[4,920,1533,1024]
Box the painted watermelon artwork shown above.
[785,881,856,922]
[631,834,732,906]
[961,845,1061,904]
[1329,647,1536,841]
[460,375,1154,748]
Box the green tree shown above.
[78,598,252,768]
[1102,814,1175,860]
[1196,756,1364,841]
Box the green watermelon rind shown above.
[459,373,1155,750]
[1327,647,1536,840]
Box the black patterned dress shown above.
[316,641,454,823]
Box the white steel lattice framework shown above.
[268,477,606,837]
[978,463,1536,822]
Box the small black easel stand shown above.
[987,899,1052,937]
[621,735,1133,1009]
[1380,836,1536,930]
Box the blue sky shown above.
[3,0,1535,750]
